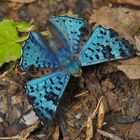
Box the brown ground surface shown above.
[0,0,140,140]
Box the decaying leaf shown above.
[89,7,140,43]
[86,117,93,140]
[117,57,140,79]
[92,0,140,8]
[112,0,140,6]
[135,35,140,55]
[20,120,40,140]
[97,97,108,129]
[85,96,108,140]
[52,126,60,140]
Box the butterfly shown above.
[20,16,136,124]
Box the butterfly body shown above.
[20,16,135,124]
[46,37,82,76]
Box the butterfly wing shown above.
[48,16,87,54]
[79,26,136,66]
[26,70,70,124]
[20,32,59,71]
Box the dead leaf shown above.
[20,120,40,140]
[92,0,110,8]
[89,7,140,43]
[105,91,120,111]
[112,0,140,6]
[85,96,105,140]
[92,0,140,8]
[97,97,108,129]
[52,126,59,140]
[86,117,94,140]
[135,35,140,55]
[101,78,115,92]
[117,57,140,79]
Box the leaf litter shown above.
[0,0,140,140]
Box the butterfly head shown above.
[66,61,82,77]
[73,68,82,77]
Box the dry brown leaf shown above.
[112,0,140,6]
[92,0,140,8]
[92,0,110,8]
[52,126,60,140]
[89,7,140,43]
[85,96,105,140]
[20,120,40,140]
[8,0,36,3]
[97,97,108,129]
[117,57,140,79]
[105,91,120,111]
[135,35,140,55]
[86,118,94,140]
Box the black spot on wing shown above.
[30,96,36,102]
[88,48,94,53]
[50,78,55,84]
[106,45,112,52]
[44,91,59,105]
[95,54,99,59]
[89,56,93,60]
[79,27,86,33]
[27,46,30,50]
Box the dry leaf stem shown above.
[97,129,123,140]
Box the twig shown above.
[74,91,89,98]
[5,0,36,4]
[90,96,104,119]
[97,129,124,140]
[0,135,20,140]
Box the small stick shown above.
[0,135,20,140]
[97,129,124,140]
[74,91,89,98]
[6,0,36,3]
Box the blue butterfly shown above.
[20,16,135,124]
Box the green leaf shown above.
[0,19,32,67]
[0,62,4,67]
[16,21,36,32]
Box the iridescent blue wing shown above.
[79,26,136,66]
[20,32,59,71]
[26,71,70,124]
[46,37,71,61]
[48,16,87,54]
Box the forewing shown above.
[20,32,59,71]
[26,71,70,124]
[79,26,136,66]
[48,16,87,54]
